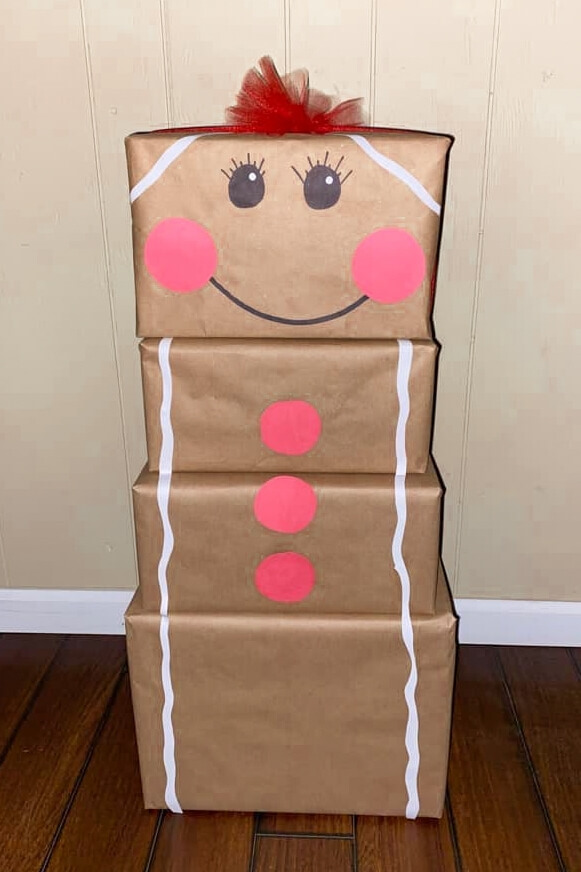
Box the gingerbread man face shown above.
[127,131,451,338]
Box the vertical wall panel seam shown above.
[368,0,378,124]
[159,0,174,125]
[78,0,138,583]
[0,523,10,588]
[284,0,292,74]
[452,0,504,596]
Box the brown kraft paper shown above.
[126,131,451,339]
[141,338,437,474]
[125,569,456,817]
[132,460,442,615]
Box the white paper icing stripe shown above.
[156,337,182,814]
[159,614,180,812]
[347,134,441,216]
[392,339,421,820]
[130,135,202,203]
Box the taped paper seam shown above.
[393,339,420,819]
[156,337,182,814]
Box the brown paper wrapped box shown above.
[141,338,437,473]
[125,569,456,817]
[133,460,442,615]
[126,131,451,340]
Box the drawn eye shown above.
[292,153,352,210]
[222,156,265,208]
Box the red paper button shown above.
[260,400,322,456]
[253,475,317,534]
[255,552,315,602]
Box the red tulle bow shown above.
[225,56,365,134]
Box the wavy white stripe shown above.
[392,339,420,820]
[348,134,441,215]
[156,337,182,813]
[130,135,202,203]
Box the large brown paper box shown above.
[141,338,437,474]
[126,131,451,339]
[133,461,442,615]
[125,571,456,817]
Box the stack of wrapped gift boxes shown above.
[124,92,456,818]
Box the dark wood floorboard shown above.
[0,633,62,753]
[0,635,125,872]
[44,673,159,872]
[259,813,353,835]
[253,835,354,871]
[498,646,581,871]
[448,645,562,872]
[149,811,255,871]
[356,803,458,872]
[1,638,580,871]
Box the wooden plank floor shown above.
[0,636,579,872]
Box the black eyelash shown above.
[221,154,265,179]
[291,152,352,184]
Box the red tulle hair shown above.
[224,56,365,134]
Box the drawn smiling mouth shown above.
[209,277,370,326]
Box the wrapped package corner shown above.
[125,568,456,817]
[126,129,451,340]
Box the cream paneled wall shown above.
[1,0,579,600]
[458,0,581,600]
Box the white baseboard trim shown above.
[0,589,133,635]
[0,590,580,645]
[455,598,581,646]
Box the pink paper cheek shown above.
[144,217,217,293]
[255,552,315,603]
[351,227,426,304]
[253,476,318,534]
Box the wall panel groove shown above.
[0,526,9,588]
[284,0,291,74]
[368,0,378,124]
[288,0,374,114]
[159,0,175,125]
[452,0,504,590]
[78,0,138,581]
[165,0,285,126]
